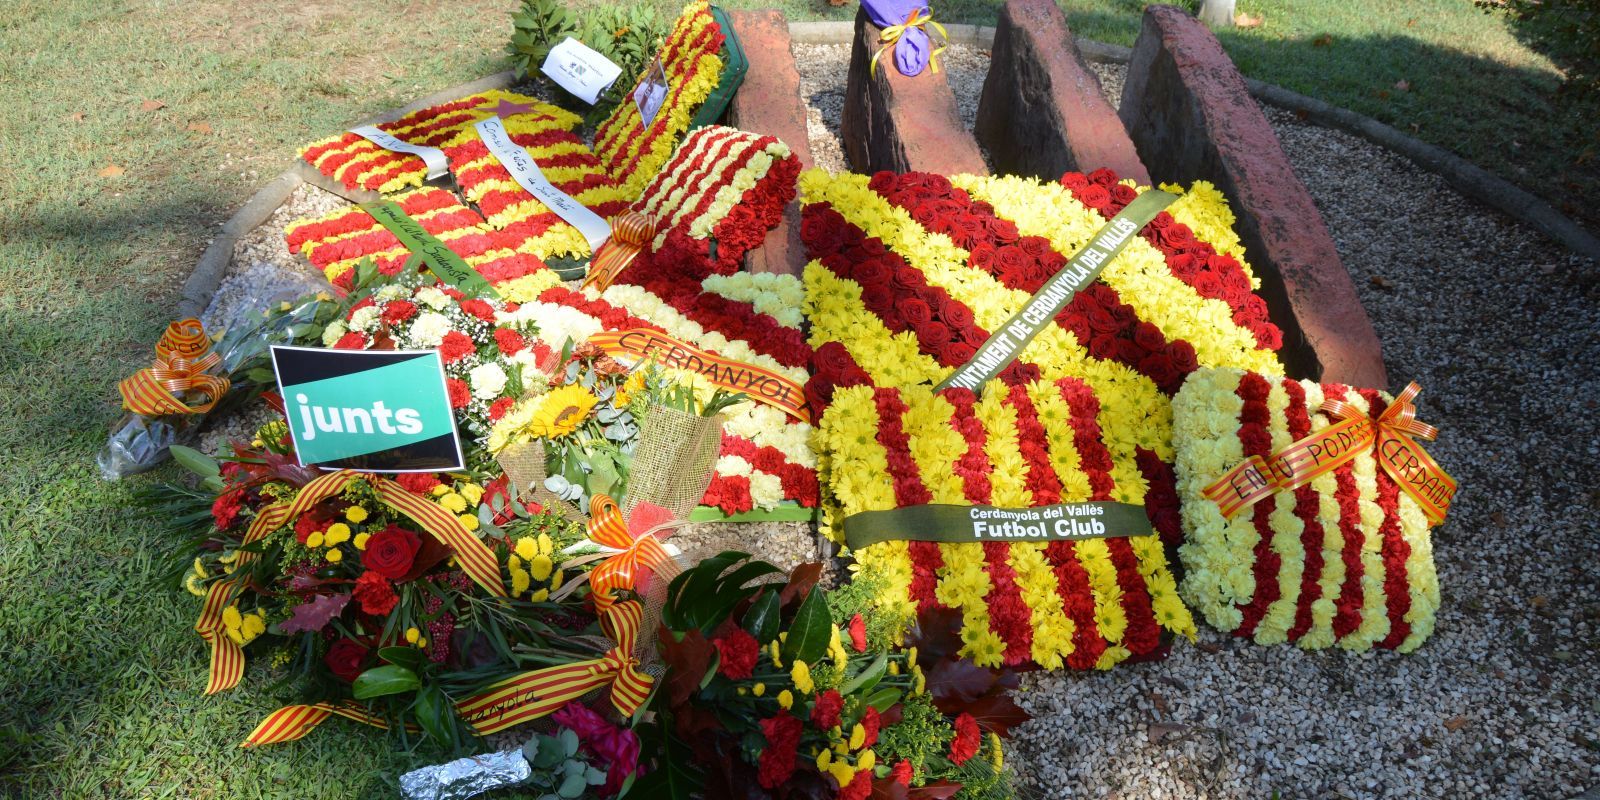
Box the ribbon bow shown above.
[1203,382,1457,525]
[118,319,230,416]
[582,212,657,293]
[241,601,653,746]
[455,600,654,733]
[870,7,949,78]
[582,494,681,613]
[195,469,507,695]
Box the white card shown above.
[632,57,669,127]
[541,37,624,105]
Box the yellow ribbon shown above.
[1203,382,1457,525]
[118,319,230,416]
[869,7,950,78]
[581,212,657,293]
[239,601,653,746]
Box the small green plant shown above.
[1478,0,1600,101]
[522,728,610,799]
[507,0,669,118]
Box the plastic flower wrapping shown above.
[1172,368,1442,652]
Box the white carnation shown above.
[714,455,752,477]
[348,306,381,332]
[408,312,452,348]
[321,320,348,347]
[748,471,784,510]
[415,286,450,310]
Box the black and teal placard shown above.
[270,346,464,472]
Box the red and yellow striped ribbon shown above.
[197,470,507,695]
[239,601,652,746]
[584,494,676,613]
[1202,382,1456,524]
[580,212,656,293]
[118,319,230,415]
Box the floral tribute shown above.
[283,187,561,301]
[445,120,633,262]
[817,380,1195,670]
[644,553,1021,799]
[1172,368,1442,652]
[625,125,802,279]
[592,1,726,199]
[299,90,580,195]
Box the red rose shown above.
[1193,271,1224,298]
[712,627,760,680]
[910,202,943,227]
[939,298,975,331]
[1112,183,1139,204]
[1088,167,1119,185]
[945,340,978,363]
[853,260,893,291]
[993,245,1031,281]
[1079,184,1111,209]
[361,525,422,580]
[983,215,1020,244]
[1089,333,1120,360]
[1133,322,1168,353]
[891,266,923,292]
[1019,236,1051,259]
[813,342,856,382]
[867,171,895,193]
[900,297,934,328]
[914,321,952,347]
[333,331,368,350]
[438,330,475,364]
[1086,305,1121,335]
[382,300,418,325]
[1139,353,1182,393]
[1168,340,1200,373]
[325,638,370,683]
[810,688,843,729]
[445,378,470,409]
[352,570,399,616]
[949,713,981,765]
[969,241,999,271]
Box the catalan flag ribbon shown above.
[118,319,230,416]
[239,601,652,746]
[1202,382,1456,525]
[581,212,656,293]
[584,494,677,613]
[198,470,506,695]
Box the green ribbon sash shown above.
[361,201,498,299]
[842,501,1154,549]
[935,189,1177,393]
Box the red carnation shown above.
[294,511,330,545]
[756,712,802,789]
[446,378,470,409]
[211,489,244,530]
[891,759,914,787]
[848,613,867,652]
[494,327,528,356]
[488,396,515,422]
[948,713,981,765]
[859,705,882,749]
[459,298,497,322]
[382,300,418,325]
[839,769,873,800]
[438,330,475,365]
[333,331,368,350]
[361,525,422,580]
[324,638,370,683]
[395,472,441,494]
[712,627,760,680]
[810,689,843,730]
[352,570,399,616]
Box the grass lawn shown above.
[0,0,1586,797]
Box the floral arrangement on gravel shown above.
[816,381,1195,670]
[645,552,1022,799]
[1172,368,1442,652]
[625,125,802,279]
[593,0,725,199]
[283,187,561,301]
[445,120,632,262]
[299,90,580,195]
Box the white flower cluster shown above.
[701,271,805,328]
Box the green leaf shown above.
[840,653,888,697]
[557,772,587,798]
[350,665,420,699]
[559,727,579,757]
[865,687,902,711]
[168,445,219,480]
[244,367,277,384]
[377,646,425,670]
[527,734,566,769]
[780,583,833,665]
[412,685,454,746]
[742,590,781,643]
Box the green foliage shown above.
[1479,0,1600,100]
[506,0,669,118]
[872,693,952,786]
[778,581,832,665]
[662,551,781,631]
[824,569,907,649]
[522,729,609,798]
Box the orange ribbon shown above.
[583,494,679,613]
[118,319,230,415]
[240,600,652,746]
[581,212,656,293]
[1202,382,1456,525]
[587,328,814,423]
[197,469,506,695]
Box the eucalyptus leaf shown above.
[557,772,586,798]
[559,727,579,757]
[528,734,566,769]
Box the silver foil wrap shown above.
[399,750,531,800]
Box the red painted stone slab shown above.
[1119,5,1386,387]
[975,0,1150,184]
[840,7,987,176]
[728,9,813,276]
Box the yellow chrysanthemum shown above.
[790,660,814,694]
[515,537,537,561]
[459,483,484,505]
[777,690,793,710]
[344,506,368,523]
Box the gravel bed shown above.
[187,53,1600,799]
[1007,64,1600,800]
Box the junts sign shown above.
[270,346,465,472]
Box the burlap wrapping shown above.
[624,404,724,521]
[496,442,586,523]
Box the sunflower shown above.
[525,385,600,439]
